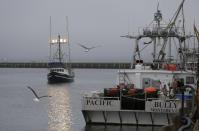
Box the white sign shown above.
[145,100,181,113]
[82,97,120,111]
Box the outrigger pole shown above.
[65,16,71,69]
[49,16,52,62]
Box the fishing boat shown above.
[81,0,198,126]
[47,17,74,83]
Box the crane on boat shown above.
[194,24,199,43]
[121,0,188,68]
[157,0,186,61]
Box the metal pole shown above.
[181,87,184,117]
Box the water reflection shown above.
[48,84,72,131]
[83,125,163,131]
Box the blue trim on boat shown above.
[48,62,66,68]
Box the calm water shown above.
[0,68,162,131]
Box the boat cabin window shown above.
[50,69,64,72]
[142,78,161,89]
[186,76,194,84]
[57,69,64,72]
[176,78,184,86]
[152,80,161,89]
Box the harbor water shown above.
[0,68,162,131]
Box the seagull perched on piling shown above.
[77,43,101,52]
[27,86,51,102]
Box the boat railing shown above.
[83,96,120,100]
[146,98,181,101]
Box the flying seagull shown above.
[27,86,51,102]
[78,43,100,52]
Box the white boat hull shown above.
[82,110,176,126]
[82,96,182,126]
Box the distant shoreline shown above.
[0,62,135,69]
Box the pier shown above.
[0,62,139,69]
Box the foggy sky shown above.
[0,0,198,62]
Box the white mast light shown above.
[51,38,67,44]
[50,39,57,44]
[60,38,67,43]
[63,39,67,43]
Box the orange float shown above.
[144,86,156,94]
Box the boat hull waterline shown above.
[48,72,74,83]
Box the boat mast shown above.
[154,2,162,62]
[58,34,62,62]
[181,4,187,69]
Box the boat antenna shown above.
[157,0,159,12]
[153,0,162,63]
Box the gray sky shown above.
[0,0,198,62]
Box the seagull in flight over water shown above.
[27,86,51,102]
[78,43,101,52]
